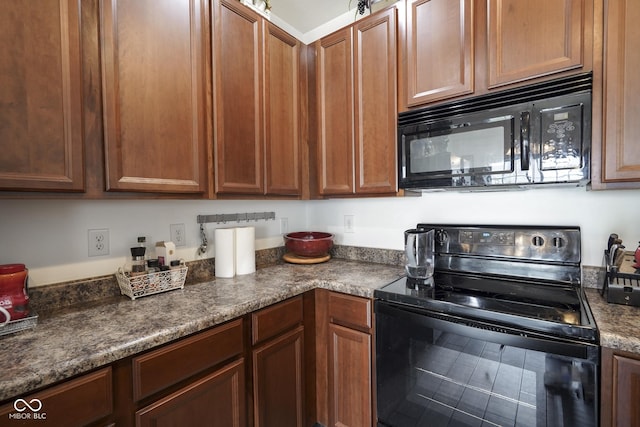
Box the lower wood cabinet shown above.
[1,290,378,427]
[0,367,113,427]
[307,290,374,426]
[252,296,305,427]
[135,358,245,427]
[328,292,373,427]
[601,347,640,427]
[328,323,372,427]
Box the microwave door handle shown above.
[520,111,531,170]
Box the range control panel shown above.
[420,224,581,264]
[458,230,515,245]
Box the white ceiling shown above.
[270,0,356,34]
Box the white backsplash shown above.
[1,186,639,286]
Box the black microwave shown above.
[398,73,592,191]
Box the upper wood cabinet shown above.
[487,0,588,87]
[403,0,474,107]
[316,7,398,196]
[212,0,263,195]
[401,0,593,110]
[100,0,209,193]
[0,0,85,192]
[264,24,303,196]
[593,0,640,187]
[213,0,302,197]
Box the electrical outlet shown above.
[170,223,186,247]
[88,229,110,257]
[280,218,289,234]
[344,215,355,233]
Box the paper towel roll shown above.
[235,226,256,275]
[215,228,236,278]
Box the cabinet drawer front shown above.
[136,358,246,427]
[328,292,372,331]
[133,319,243,401]
[0,367,112,426]
[252,296,303,345]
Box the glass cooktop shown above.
[375,273,598,343]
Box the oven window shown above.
[406,117,514,177]
[376,306,597,427]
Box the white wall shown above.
[0,199,308,286]
[1,187,638,287]
[307,187,640,268]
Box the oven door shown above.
[375,301,599,427]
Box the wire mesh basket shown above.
[0,311,38,338]
[116,265,187,300]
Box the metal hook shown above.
[198,223,208,255]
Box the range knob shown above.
[532,236,545,247]
[552,237,564,248]
[435,230,448,244]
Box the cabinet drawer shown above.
[252,296,303,345]
[133,319,243,401]
[328,292,372,331]
[0,367,112,426]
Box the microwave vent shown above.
[399,73,592,126]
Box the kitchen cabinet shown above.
[0,0,85,192]
[401,0,593,109]
[251,296,305,427]
[0,367,113,426]
[304,290,375,426]
[315,7,398,196]
[402,0,474,107]
[213,0,304,197]
[601,347,640,427]
[327,292,374,427]
[99,0,209,194]
[130,318,246,426]
[135,360,245,427]
[591,0,640,188]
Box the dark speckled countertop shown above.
[586,288,640,354]
[0,259,404,403]
[2,258,640,405]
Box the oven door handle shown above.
[520,111,531,171]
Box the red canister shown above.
[0,264,30,322]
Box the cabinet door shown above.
[606,352,640,427]
[264,23,301,196]
[601,0,640,183]
[328,323,372,427]
[253,326,305,427]
[354,8,398,194]
[136,358,246,427]
[0,0,84,191]
[403,0,474,107]
[213,0,264,194]
[100,0,208,193]
[0,367,112,426]
[487,0,585,87]
[316,28,354,195]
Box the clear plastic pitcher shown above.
[404,228,435,281]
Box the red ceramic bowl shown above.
[284,232,334,258]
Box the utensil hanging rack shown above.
[197,212,275,224]
[197,212,276,255]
